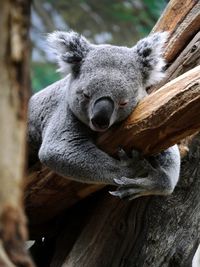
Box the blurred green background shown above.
[31,0,168,93]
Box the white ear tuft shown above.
[47,31,91,75]
[135,32,169,87]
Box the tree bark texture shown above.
[0,0,34,266]
[152,0,200,63]
[25,0,200,234]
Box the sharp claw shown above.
[109,190,128,199]
[109,191,120,197]
[118,147,129,161]
[114,178,125,185]
[128,195,141,200]
[110,186,147,200]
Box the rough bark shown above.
[152,0,200,63]
[0,0,34,266]
[26,0,200,233]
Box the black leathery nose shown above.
[91,97,114,129]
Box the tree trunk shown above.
[0,0,34,266]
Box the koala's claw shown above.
[118,148,141,162]
[114,177,154,189]
[118,148,129,162]
[109,188,146,200]
[111,176,157,200]
[114,177,136,186]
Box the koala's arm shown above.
[38,106,180,198]
[38,109,137,185]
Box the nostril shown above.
[91,116,109,129]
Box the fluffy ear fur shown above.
[47,31,91,75]
[134,32,168,87]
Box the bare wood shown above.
[25,163,104,227]
[26,0,200,234]
[152,0,200,62]
[0,0,34,266]
[158,31,200,88]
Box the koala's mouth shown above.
[89,121,110,132]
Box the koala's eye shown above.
[83,92,90,100]
[119,100,129,108]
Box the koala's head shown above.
[48,31,168,132]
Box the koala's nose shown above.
[91,97,114,130]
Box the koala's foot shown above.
[110,158,175,200]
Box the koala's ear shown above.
[47,31,91,75]
[134,32,168,87]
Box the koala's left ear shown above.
[47,31,91,75]
[134,32,168,87]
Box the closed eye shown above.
[119,100,129,108]
[83,92,90,100]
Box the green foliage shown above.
[144,0,166,18]
[31,63,61,93]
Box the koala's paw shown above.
[109,176,155,200]
[109,159,172,200]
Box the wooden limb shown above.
[152,0,200,62]
[158,31,200,88]
[26,0,200,236]
[0,0,34,266]
[25,163,104,227]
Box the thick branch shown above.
[152,0,200,62]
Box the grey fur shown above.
[28,31,180,199]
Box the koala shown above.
[28,31,180,200]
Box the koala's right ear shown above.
[134,32,168,87]
[47,31,91,75]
